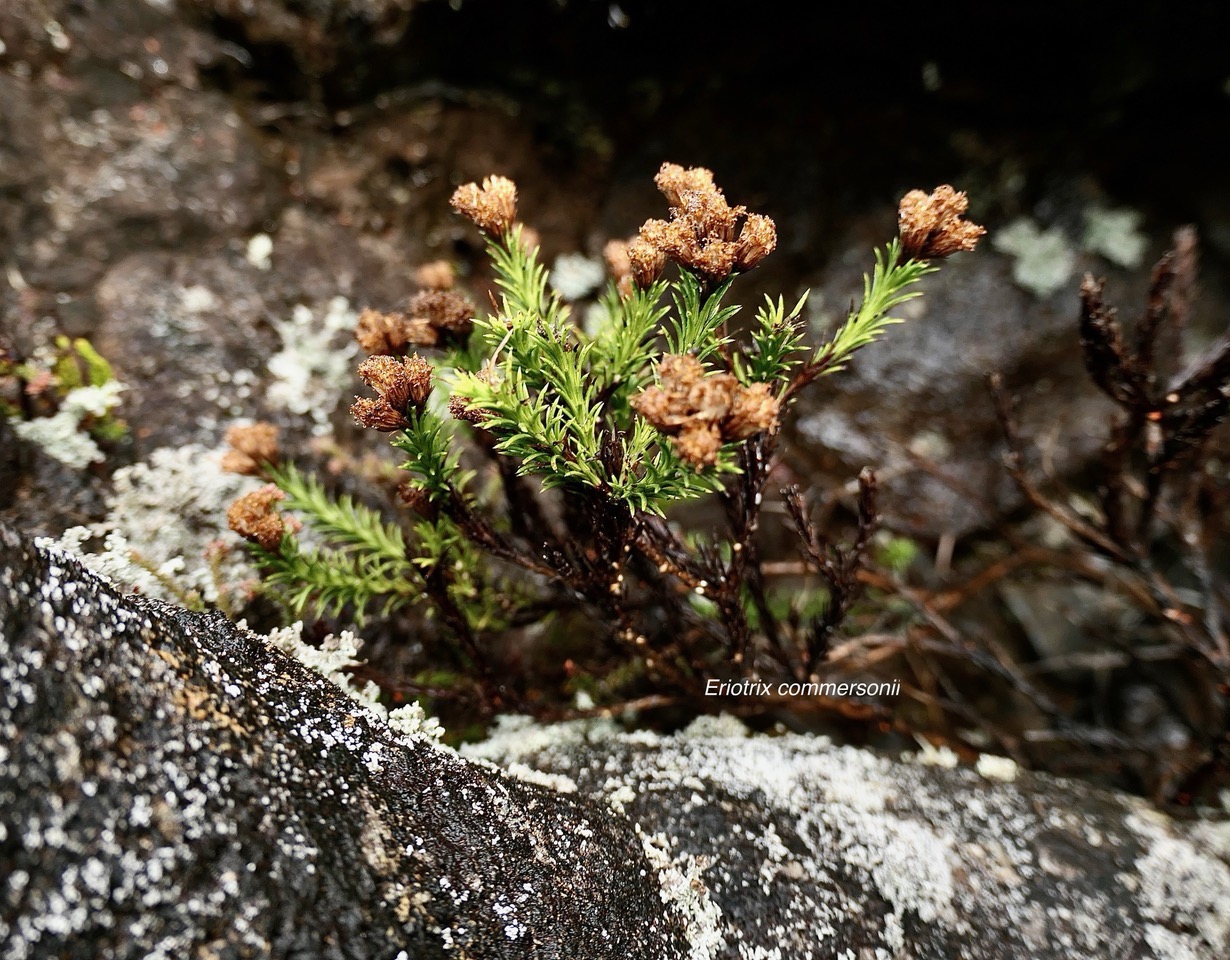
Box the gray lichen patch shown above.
[475,715,1230,960]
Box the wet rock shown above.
[4,523,1229,959]
[1,0,262,299]
[93,252,283,449]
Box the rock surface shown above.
[0,523,682,959]
[4,521,1230,959]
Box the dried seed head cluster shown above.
[221,421,279,476]
[603,238,634,296]
[897,185,986,260]
[632,353,781,467]
[227,484,287,551]
[355,290,475,355]
[352,353,433,432]
[450,175,518,237]
[603,236,669,296]
[355,309,407,356]
[637,163,777,282]
[413,259,456,291]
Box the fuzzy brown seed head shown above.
[407,289,475,337]
[632,354,734,431]
[688,240,739,283]
[897,185,986,260]
[221,421,279,475]
[603,239,632,282]
[633,354,781,466]
[401,317,439,347]
[227,484,287,551]
[723,381,781,440]
[403,353,434,406]
[450,175,518,236]
[350,396,409,432]
[678,188,744,243]
[627,236,667,288]
[355,308,410,356]
[640,163,774,281]
[734,214,777,272]
[654,163,718,208]
[672,422,723,469]
[357,355,413,410]
[413,259,456,290]
[448,393,487,425]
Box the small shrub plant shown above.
[226,164,984,713]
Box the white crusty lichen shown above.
[245,233,273,271]
[549,253,606,300]
[1128,811,1230,959]
[261,621,444,745]
[11,381,125,469]
[639,829,726,960]
[1082,207,1148,268]
[992,218,1076,298]
[36,443,260,606]
[266,296,358,433]
[975,754,1019,783]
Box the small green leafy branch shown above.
[231,169,983,711]
[1,334,128,444]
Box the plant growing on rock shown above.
[1,334,127,469]
[227,165,983,713]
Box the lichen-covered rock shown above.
[0,523,684,959]
[471,716,1230,960]
[4,521,1230,959]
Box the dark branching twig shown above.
[991,228,1230,670]
[785,468,879,677]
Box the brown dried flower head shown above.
[448,393,486,425]
[627,236,667,288]
[407,290,475,340]
[674,422,724,469]
[227,484,287,551]
[638,162,776,282]
[357,290,476,356]
[358,355,413,410]
[654,163,718,208]
[355,308,412,355]
[221,421,279,476]
[723,381,781,440]
[356,353,434,412]
[351,396,409,432]
[402,353,434,406]
[632,353,782,468]
[401,317,440,347]
[603,239,632,283]
[897,185,986,260]
[450,175,518,236]
[413,259,456,291]
[733,214,777,272]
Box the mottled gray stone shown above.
[0,524,683,959]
